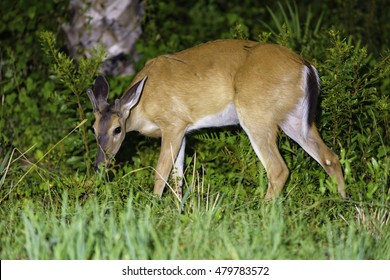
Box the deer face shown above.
[87,75,147,170]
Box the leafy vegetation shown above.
[0,0,389,259]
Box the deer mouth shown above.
[93,148,114,171]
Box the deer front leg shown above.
[154,128,186,197]
[172,137,186,199]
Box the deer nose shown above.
[94,148,106,172]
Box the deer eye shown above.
[113,127,121,135]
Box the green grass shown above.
[0,139,389,260]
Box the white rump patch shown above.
[279,65,324,165]
[280,65,312,143]
[280,96,309,141]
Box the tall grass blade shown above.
[0,149,12,188]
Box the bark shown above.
[62,0,144,76]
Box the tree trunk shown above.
[62,0,144,76]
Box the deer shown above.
[87,39,346,200]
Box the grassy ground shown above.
[0,132,389,260]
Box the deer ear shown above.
[119,76,147,113]
[87,75,110,112]
[94,75,109,102]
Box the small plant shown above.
[320,30,389,180]
[39,31,106,172]
[261,0,324,51]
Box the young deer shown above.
[87,40,346,200]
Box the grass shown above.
[0,136,389,260]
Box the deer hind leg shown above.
[280,117,346,198]
[238,115,290,200]
[154,127,186,198]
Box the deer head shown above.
[87,75,147,170]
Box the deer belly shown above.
[188,102,239,132]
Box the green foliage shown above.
[261,1,324,51]
[135,0,267,68]
[319,30,389,201]
[39,31,106,172]
[325,0,390,56]
[190,130,265,199]
[0,0,69,149]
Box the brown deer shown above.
[87,40,346,200]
